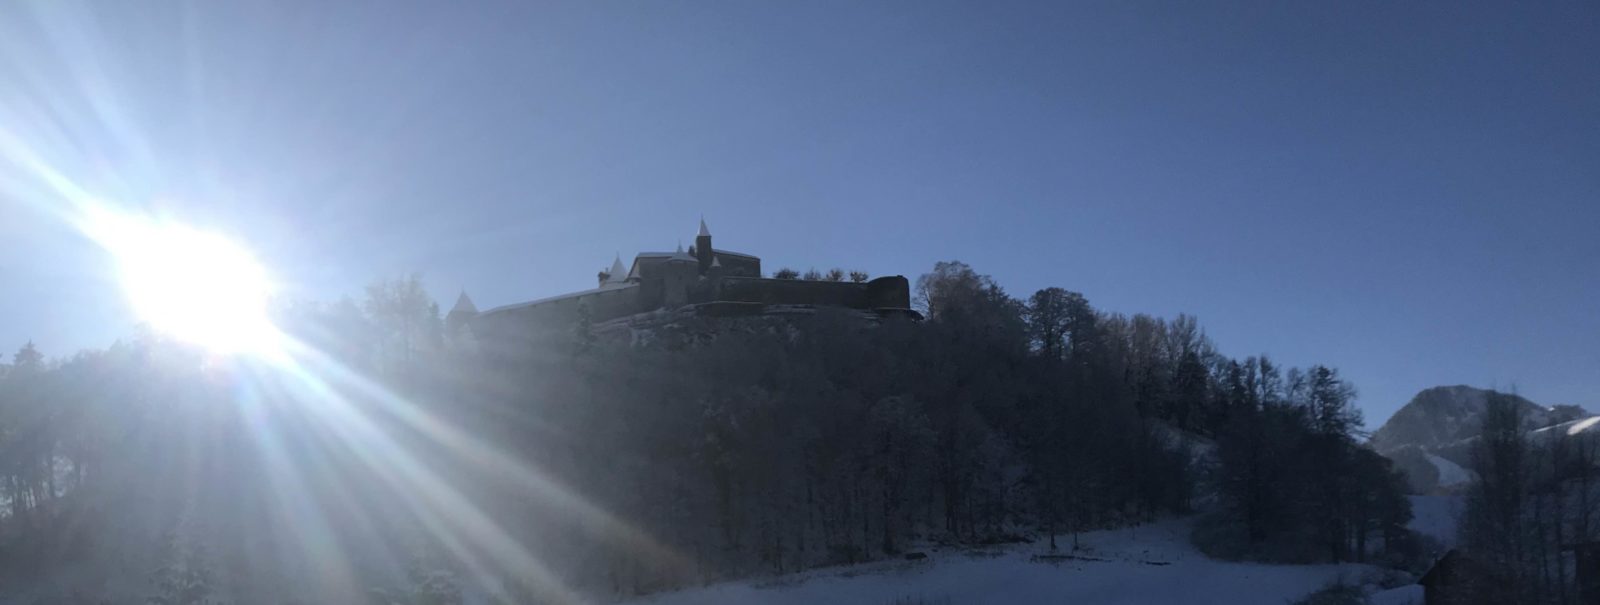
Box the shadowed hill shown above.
[1370,386,1589,493]
[1370,386,1585,455]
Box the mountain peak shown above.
[1371,386,1592,493]
[1370,386,1579,455]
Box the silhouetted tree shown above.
[364,273,443,373]
[1025,288,1073,361]
[0,263,1411,601]
[1461,392,1531,603]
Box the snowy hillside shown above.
[1370,386,1585,455]
[1370,386,1496,454]
[1423,453,1472,488]
[627,517,1400,605]
[1371,386,1591,493]
[1408,494,1464,547]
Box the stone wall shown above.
[864,276,912,310]
[472,285,642,356]
[711,253,761,278]
[471,273,916,357]
[713,275,912,310]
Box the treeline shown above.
[1202,363,1415,565]
[769,267,868,282]
[1449,392,1600,604]
[0,261,1413,602]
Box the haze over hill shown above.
[0,1,1595,603]
[1,2,1597,430]
[1370,386,1588,455]
[1371,385,1592,493]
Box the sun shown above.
[81,208,279,354]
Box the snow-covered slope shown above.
[627,517,1392,605]
[1371,386,1590,493]
[1370,386,1584,455]
[1408,495,1464,547]
[1370,585,1423,605]
[1424,453,1471,488]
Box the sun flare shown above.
[81,208,278,354]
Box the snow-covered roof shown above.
[479,282,637,316]
[450,291,477,314]
[627,248,698,279]
[636,249,697,261]
[711,248,758,261]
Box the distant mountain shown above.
[1369,385,1590,493]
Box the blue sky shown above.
[0,1,1595,424]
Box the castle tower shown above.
[663,242,698,308]
[695,217,713,275]
[445,290,479,337]
[603,254,628,286]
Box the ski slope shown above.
[628,518,1389,605]
[1424,452,1472,487]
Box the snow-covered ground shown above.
[1408,494,1464,547]
[627,518,1392,605]
[1369,585,1423,605]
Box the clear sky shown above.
[0,1,1595,424]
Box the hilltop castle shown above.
[447,218,917,346]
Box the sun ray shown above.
[0,119,681,598]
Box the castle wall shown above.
[864,276,912,309]
[711,253,761,278]
[659,261,698,308]
[634,257,667,310]
[471,270,915,358]
[713,275,912,310]
[632,258,700,311]
[473,285,643,356]
[716,276,868,307]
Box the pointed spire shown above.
[668,240,695,262]
[711,256,722,268]
[606,254,627,283]
[698,216,711,237]
[451,290,478,314]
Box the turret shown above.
[695,217,713,275]
[445,290,479,337]
[601,254,627,286]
